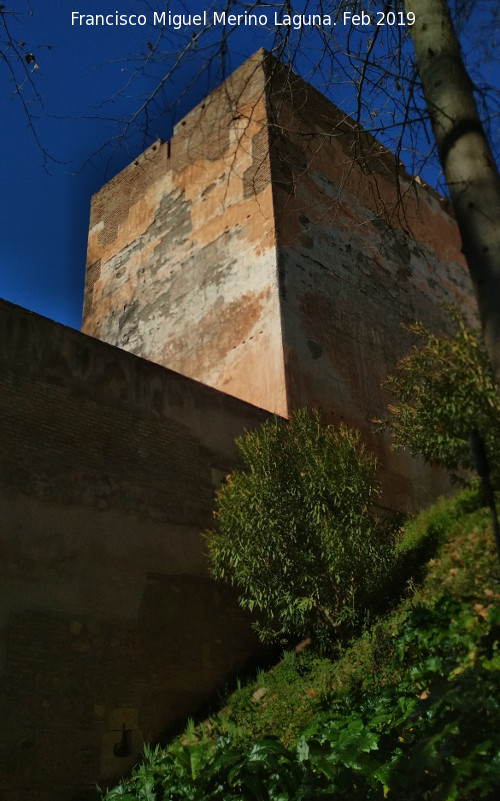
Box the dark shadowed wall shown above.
[1,50,480,800]
[0,299,270,800]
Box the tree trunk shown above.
[406,0,500,384]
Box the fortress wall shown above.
[0,299,270,800]
[83,52,288,416]
[0,50,483,800]
[266,64,476,510]
[81,49,477,510]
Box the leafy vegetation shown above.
[378,308,500,482]
[100,332,500,800]
[100,489,500,801]
[205,408,393,649]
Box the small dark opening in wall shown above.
[113,724,132,758]
[307,339,323,360]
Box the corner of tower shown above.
[81,51,290,418]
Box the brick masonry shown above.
[83,50,476,512]
[0,299,270,800]
[82,54,286,416]
[265,60,475,509]
[1,49,478,800]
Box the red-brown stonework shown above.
[83,50,476,511]
[265,62,475,509]
[1,50,479,801]
[83,53,286,417]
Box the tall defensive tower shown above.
[82,50,474,509]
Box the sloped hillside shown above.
[101,489,500,800]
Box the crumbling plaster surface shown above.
[83,50,477,511]
[84,51,473,506]
[265,65,475,510]
[83,52,288,416]
[0,50,483,800]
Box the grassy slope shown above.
[101,489,500,800]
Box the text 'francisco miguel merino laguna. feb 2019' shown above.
[70,9,416,31]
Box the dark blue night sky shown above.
[1,1,498,331]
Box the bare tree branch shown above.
[1,2,57,167]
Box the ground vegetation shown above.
[100,489,500,800]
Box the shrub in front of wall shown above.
[378,306,500,484]
[205,408,393,651]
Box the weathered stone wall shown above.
[0,49,482,800]
[83,52,287,416]
[265,62,475,509]
[83,50,476,511]
[0,299,270,800]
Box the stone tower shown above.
[82,49,474,509]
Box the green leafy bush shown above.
[102,599,500,801]
[378,307,500,482]
[205,408,392,649]
[297,600,500,801]
[101,493,500,801]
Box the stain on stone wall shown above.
[83,51,476,511]
[1,50,482,799]
[265,61,475,510]
[83,53,286,416]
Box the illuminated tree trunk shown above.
[406,0,500,384]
